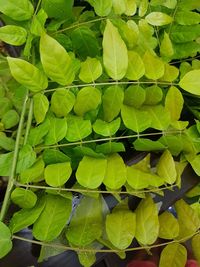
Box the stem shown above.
[0,95,29,222]
[23,98,33,145]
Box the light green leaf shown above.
[16,145,36,174]
[76,156,107,189]
[30,8,47,36]
[78,251,96,267]
[133,138,166,152]
[93,118,121,137]
[2,109,19,129]
[19,158,45,183]
[11,188,37,209]
[103,85,124,122]
[87,0,112,16]
[143,51,165,80]
[146,12,173,26]
[112,0,126,15]
[159,211,179,239]
[45,162,72,187]
[33,195,72,242]
[0,25,27,46]
[159,135,183,156]
[103,19,128,80]
[0,222,12,259]
[135,195,159,245]
[40,33,75,85]
[161,64,179,82]
[125,51,145,80]
[188,154,200,176]
[0,132,15,151]
[79,57,102,83]
[144,85,163,105]
[66,115,92,142]
[27,120,50,146]
[157,150,176,184]
[159,243,187,267]
[74,87,101,116]
[121,104,151,133]
[139,0,148,17]
[179,70,200,95]
[96,142,125,154]
[0,98,12,117]
[192,234,200,264]
[106,210,136,249]
[51,89,75,117]
[124,85,146,108]
[179,0,200,11]
[160,32,174,58]
[170,25,200,43]
[175,11,200,25]
[7,57,48,92]
[43,149,70,165]
[125,0,137,16]
[103,153,126,189]
[0,152,14,176]
[66,196,102,246]
[73,146,105,159]
[33,93,49,124]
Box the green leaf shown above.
[73,146,104,159]
[192,234,200,264]
[33,195,72,242]
[173,42,200,59]
[27,120,50,146]
[0,0,34,21]
[76,156,107,189]
[160,32,174,58]
[42,0,73,19]
[96,142,125,154]
[145,12,173,26]
[175,11,200,25]
[179,0,200,10]
[159,135,183,156]
[103,153,126,189]
[144,85,163,105]
[159,243,187,267]
[2,109,19,129]
[106,210,136,249]
[45,162,72,187]
[11,188,37,209]
[51,89,75,117]
[0,25,27,46]
[30,8,47,36]
[121,104,151,133]
[179,70,200,95]
[133,138,166,152]
[7,57,48,92]
[103,19,128,80]
[33,93,49,124]
[19,158,45,183]
[112,0,126,15]
[139,0,148,17]
[43,149,70,165]
[87,0,112,16]
[40,33,75,85]
[0,132,15,151]
[0,98,12,117]
[157,150,176,184]
[125,51,145,80]
[0,222,12,259]
[93,118,121,137]
[170,25,200,43]
[103,85,124,122]
[79,57,102,83]
[0,152,14,176]
[16,145,36,174]
[188,154,200,176]
[143,51,165,80]
[125,0,137,16]
[74,87,101,116]
[161,64,179,82]
[44,116,68,145]
[135,195,159,245]
[66,115,92,142]
[66,196,102,246]
[124,85,146,108]
[158,211,179,239]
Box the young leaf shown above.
[159,243,187,267]
[192,234,200,264]
[44,162,72,187]
[76,156,107,189]
[19,158,45,183]
[179,70,200,95]
[30,8,47,36]
[51,89,75,117]
[33,195,72,242]
[93,118,121,137]
[0,25,27,46]
[160,32,174,58]
[0,152,14,176]
[79,57,102,83]
[0,133,15,151]
[66,196,102,246]
[124,85,146,108]
[144,85,163,105]
[87,0,112,16]
[74,87,101,116]
[0,222,12,259]
[40,33,75,85]
[158,211,179,239]
[145,12,173,26]
[143,51,165,80]
[103,153,126,189]
[33,93,49,124]
[103,19,128,80]
[106,210,136,249]
[125,51,145,80]
[7,57,48,92]
[11,188,37,209]
[16,145,36,174]
[2,110,19,129]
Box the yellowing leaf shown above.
[179,70,200,95]
[126,51,145,80]
[143,51,165,80]
[192,234,200,264]
[158,211,179,239]
[33,93,49,124]
[146,12,173,26]
[79,57,102,83]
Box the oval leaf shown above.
[146,12,173,26]
[179,70,200,95]
[143,51,165,80]
[79,57,102,83]
[93,118,121,137]
[0,25,27,45]
[11,188,37,209]
[0,222,12,259]
[192,234,200,264]
[125,51,145,80]
[33,93,49,124]
[159,211,179,239]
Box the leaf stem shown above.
[23,98,33,145]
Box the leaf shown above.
[121,104,151,133]
[43,149,70,165]
[0,222,12,259]
[33,195,72,242]
[112,0,126,15]
[145,12,173,26]
[165,86,184,121]
[93,118,121,137]
[16,145,36,174]
[73,146,105,159]
[30,8,47,36]
[192,234,200,264]
[96,142,125,154]
[44,116,68,145]
[79,57,102,83]
[179,0,200,11]
[135,195,159,245]
[0,133,15,151]
[2,109,19,129]
[125,0,137,16]
[51,89,75,117]
[45,162,72,187]
[40,33,75,85]
[11,188,37,209]
[159,135,183,156]
[27,120,50,146]
[0,152,14,176]
[7,57,48,92]
[76,156,107,189]
[139,0,148,17]
[124,85,146,108]
[143,51,165,80]
[103,153,126,189]
[159,243,187,267]
[133,138,166,152]
[170,25,200,43]
[161,64,179,82]
[0,0,34,21]
[66,196,102,246]
[42,0,73,19]
[103,85,124,122]
[74,87,101,116]
[144,85,163,105]
[87,0,112,16]
[33,93,49,124]
[106,210,136,249]
[103,19,128,80]
[175,199,200,239]
[179,70,200,95]
[158,211,179,239]
[125,51,145,80]
[160,32,174,58]
[0,98,12,117]
[0,25,27,46]
[78,251,96,267]
[19,158,45,183]
[188,154,200,176]
[65,115,92,142]
[175,11,200,25]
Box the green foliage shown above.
[0,222,12,259]
[11,188,37,209]
[0,26,27,45]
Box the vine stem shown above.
[23,98,33,145]
[12,230,200,253]
[0,95,29,222]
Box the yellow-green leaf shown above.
[179,70,200,95]
[0,222,12,259]
[126,51,145,80]
[125,0,137,16]
[143,51,165,80]
[160,32,174,58]
[33,93,49,124]
[11,188,37,209]
[159,211,179,239]
[146,12,173,26]
[192,234,200,264]
[0,25,27,45]
[79,57,102,83]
